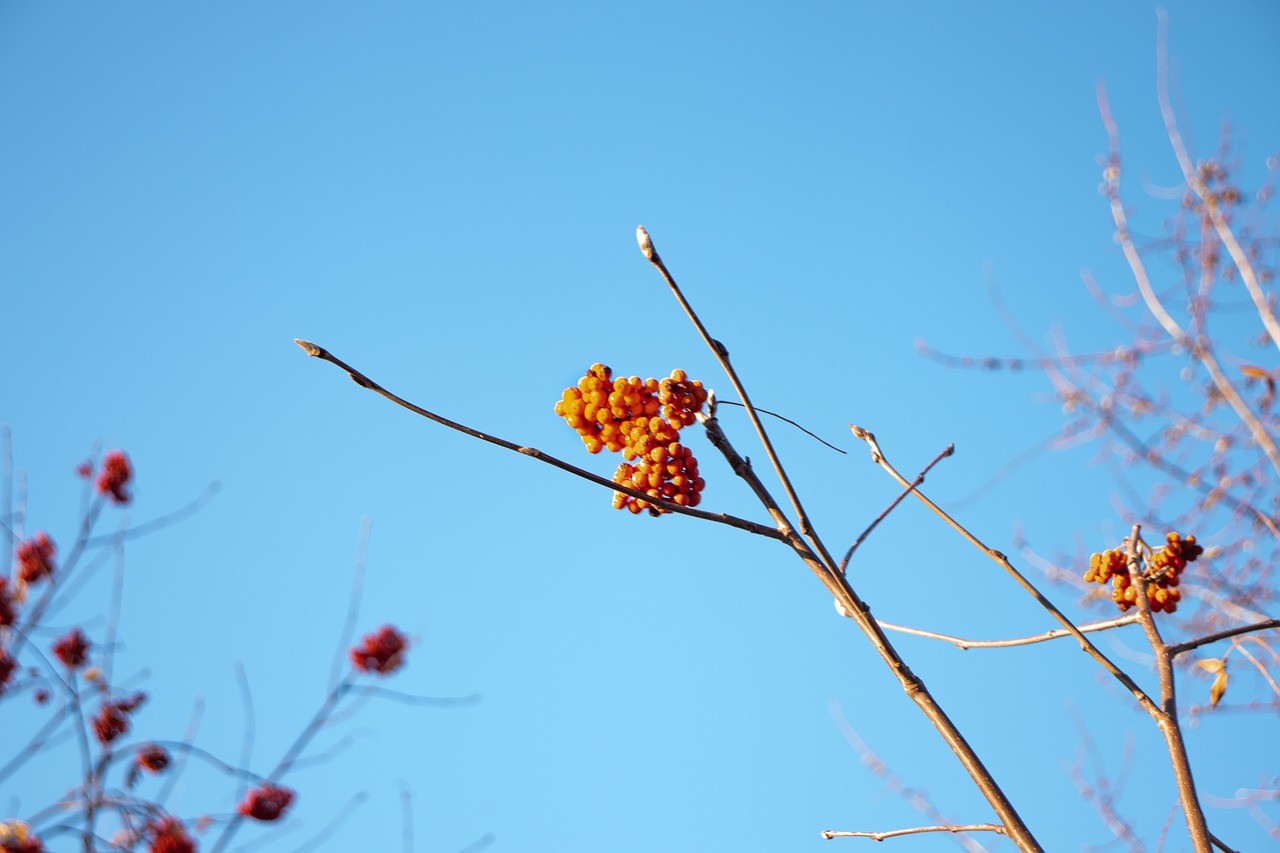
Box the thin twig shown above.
[716,400,845,453]
[839,444,953,574]
[821,825,1007,842]
[235,662,256,805]
[877,614,1140,650]
[1167,619,1280,657]
[330,518,371,693]
[294,339,783,541]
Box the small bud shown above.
[636,225,655,260]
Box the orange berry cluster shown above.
[1084,532,1203,613]
[554,364,708,514]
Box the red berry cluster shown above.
[350,625,407,675]
[554,364,709,514]
[92,692,146,744]
[1084,532,1202,613]
[238,782,295,822]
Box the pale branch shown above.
[839,444,953,574]
[81,482,221,547]
[821,825,1007,842]
[1122,525,1211,853]
[1096,82,1280,484]
[1166,619,1280,657]
[701,415,1044,852]
[636,226,841,571]
[877,614,1140,650]
[850,424,1164,720]
[1154,10,1280,361]
[293,339,782,541]
[829,700,990,853]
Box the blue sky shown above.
[2,2,1278,851]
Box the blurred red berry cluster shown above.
[350,625,407,675]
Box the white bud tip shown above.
[636,225,654,258]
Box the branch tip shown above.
[295,339,323,357]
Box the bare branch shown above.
[294,339,783,541]
[821,825,1007,842]
[1167,619,1280,657]
[877,614,1140,650]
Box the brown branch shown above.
[1166,619,1280,657]
[877,614,1140,650]
[822,825,1007,842]
[636,226,841,570]
[293,339,782,541]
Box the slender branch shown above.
[636,227,841,571]
[294,339,782,541]
[839,444,954,574]
[295,338,783,537]
[822,825,1007,842]
[1167,619,1280,657]
[330,518,370,693]
[82,482,220,547]
[878,614,1140,650]
[716,400,846,453]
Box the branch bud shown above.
[636,225,656,260]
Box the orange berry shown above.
[671,369,687,382]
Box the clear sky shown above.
[2,2,1277,851]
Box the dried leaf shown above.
[1210,669,1228,707]
[1196,659,1223,675]
[1240,365,1271,379]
